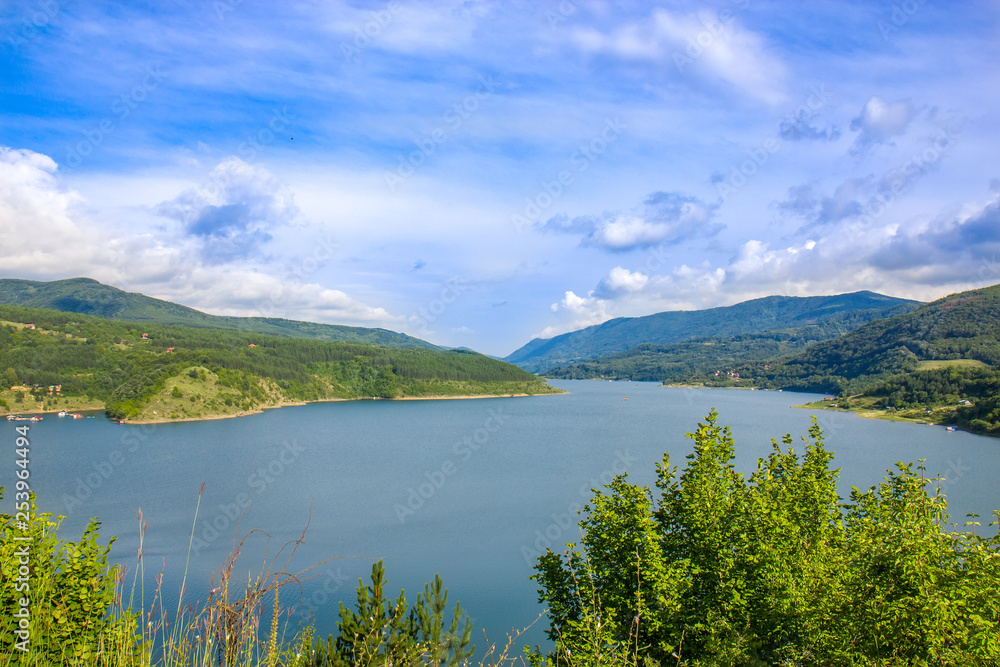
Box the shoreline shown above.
[3,389,568,425]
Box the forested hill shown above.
[0,277,437,349]
[0,304,560,422]
[725,283,1000,436]
[544,311,897,383]
[506,291,921,373]
[748,282,1000,392]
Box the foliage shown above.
[297,561,474,667]
[741,283,1000,394]
[531,411,1000,666]
[0,490,142,665]
[0,304,558,420]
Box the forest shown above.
[0,304,558,421]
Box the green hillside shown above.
[0,304,560,422]
[734,283,1000,434]
[545,307,910,382]
[506,291,920,373]
[747,283,1000,390]
[0,277,438,348]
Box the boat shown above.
[29,416,42,422]
[58,410,68,417]
[946,426,958,431]
[5,415,17,421]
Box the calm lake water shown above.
[11,380,1000,651]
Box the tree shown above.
[299,561,474,667]
[531,411,1000,666]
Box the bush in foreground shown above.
[531,411,1000,666]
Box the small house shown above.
[25,324,35,330]
[141,333,150,340]
[248,343,257,348]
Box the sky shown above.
[1,1,999,357]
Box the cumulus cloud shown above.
[154,157,300,261]
[570,7,787,104]
[850,96,915,153]
[540,191,721,252]
[0,147,101,278]
[0,145,403,329]
[600,266,649,294]
[870,195,1000,282]
[539,289,613,338]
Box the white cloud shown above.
[850,97,915,153]
[0,146,404,329]
[570,7,787,104]
[539,290,613,338]
[0,147,100,279]
[540,191,721,252]
[154,157,302,260]
[603,266,649,293]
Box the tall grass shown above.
[2,486,555,667]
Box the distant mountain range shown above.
[0,277,438,349]
[506,291,922,373]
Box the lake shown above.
[13,380,1000,652]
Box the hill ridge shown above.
[506,291,921,372]
[0,277,438,349]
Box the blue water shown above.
[9,380,999,651]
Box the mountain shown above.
[748,282,1000,393]
[0,277,438,349]
[0,303,560,422]
[506,291,921,373]
[544,313,895,382]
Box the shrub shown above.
[531,411,1000,666]
[0,491,141,665]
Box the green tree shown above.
[0,491,141,664]
[300,561,474,667]
[531,411,1000,666]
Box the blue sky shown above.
[1,1,999,356]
